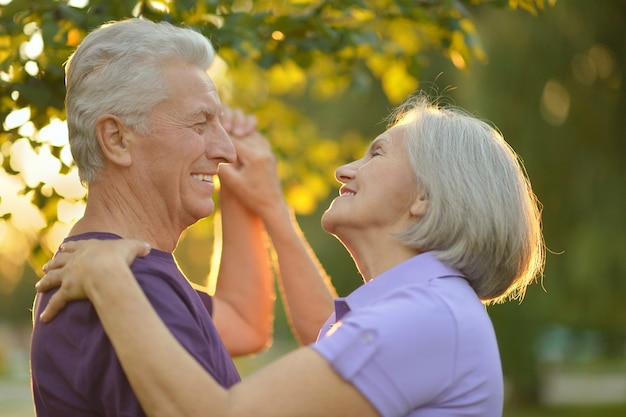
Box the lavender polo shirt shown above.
[31,232,240,417]
[311,252,504,417]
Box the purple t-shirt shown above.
[311,252,504,417]
[30,232,240,417]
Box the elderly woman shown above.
[38,94,545,417]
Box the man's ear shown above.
[95,115,132,167]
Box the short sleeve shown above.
[312,287,458,417]
[196,290,214,317]
[75,271,209,416]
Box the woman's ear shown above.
[410,187,429,219]
[95,115,132,167]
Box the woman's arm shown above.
[38,240,378,417]
[261,200,337,344]
[218,129,336,344]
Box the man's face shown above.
[129,61,236,229]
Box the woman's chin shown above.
[320,210,337,234]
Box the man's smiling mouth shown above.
[191,174,213,182]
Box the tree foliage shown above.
[0,0,551,288]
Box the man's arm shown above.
[211,184,275,356]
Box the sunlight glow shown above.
[21,26,43,60]
[588,45,614,79]
[3,107,30,130]
[18,121,35,138]
[42,222,73,256]
[24,60,39,76]
[271,31,285,41]
[0,220,31,293]
[449,50,466,69]
[540,80,570,126]
[38,118,69,146]
[9,139,62,188]
[22,39,42,60]
[59,144,75,167]
[395,109,419,127]
[205,210,222,296]
[68,0,88,7]
[23,22,37,36]
[48,168,86,200]
[0,191,46,233]
[207,54,229,80]
[232,0,253,13]
[134,1,169,15]
[57,199,86,224]
[572,44,618,88]
[0,170,24,207]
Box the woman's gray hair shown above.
[65,18,215,184]
[392,94,545,304]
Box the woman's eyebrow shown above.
[369,135,390,148]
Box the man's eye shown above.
[193,122,207,132]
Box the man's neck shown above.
[69,188,180,252]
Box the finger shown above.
[42,252,71,274]
[242,114,258,135]
[39,290,70,323]
[230,108,246,136]
[126,240,152,262]
[217,165,242,192]
[233,112,258,137]
[35,270,63,293]
[58,240,80,253]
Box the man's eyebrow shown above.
[191,108,218,119]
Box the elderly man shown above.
[30,18,334,417]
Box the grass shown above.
[505,403,626,417]
[2,373,626,417]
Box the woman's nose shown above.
[335,160,358,183]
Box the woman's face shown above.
[321,124,425,241]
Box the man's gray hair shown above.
[65,18,215,183]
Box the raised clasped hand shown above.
[218,107,284,217]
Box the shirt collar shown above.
[334,251,465,320]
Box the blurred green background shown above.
[1,0,625,416]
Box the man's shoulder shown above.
[129,252,190,296]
